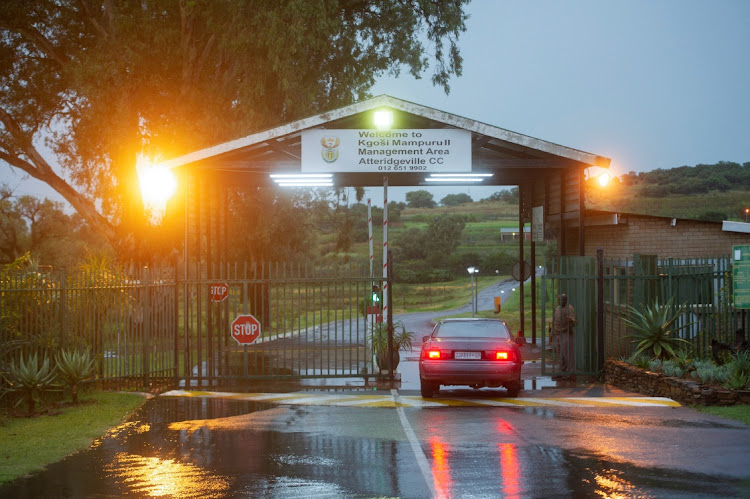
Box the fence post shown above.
[142,267,151,389]
[387,250,394,383]
[597,248,605,372]
[59,268,66,351]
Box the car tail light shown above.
[427,349,442,360]
[491,350,515,361]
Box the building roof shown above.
[158,95,610,188]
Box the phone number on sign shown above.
[377,165,429,171]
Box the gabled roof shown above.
[159,95,610,187]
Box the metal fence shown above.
[1,264,177,390]
[541,254,743,376]
[180,261,383,386]
[2,259,392,391]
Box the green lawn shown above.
[693,405,750,426]
[0,391,147,484]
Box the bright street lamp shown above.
[136,154,177,222]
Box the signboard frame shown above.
[301,129,472,173]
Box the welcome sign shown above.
[301,129,471,173]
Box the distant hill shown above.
[588,161,749,221]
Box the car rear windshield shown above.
[434,321,510,338]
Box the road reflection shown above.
[499,443,521,498]
[592,468,637,498]
[105,452,229,498]
[430,437,453,498]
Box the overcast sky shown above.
[2,0,749,206]
[367,0,750,203]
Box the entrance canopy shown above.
[161,95,610,189]
[162,94,611,256]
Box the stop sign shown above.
[210,283,229,302]
[231,314,261,345]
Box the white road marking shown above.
[391,389,437,498]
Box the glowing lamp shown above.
[136,154,177,220]
[597,172,611,187]
[373,110,393,130]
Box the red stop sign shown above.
[210,283,229,302]
[231,315,261,345]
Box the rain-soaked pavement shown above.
[4,276,750,497]
[3,388,750,498]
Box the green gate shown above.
[542,254,741,376]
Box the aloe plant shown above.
[3,353,57,413]
[55,349,95,404]
[369,320,415,371]
[623,299,692,359]
[723,371,749,390]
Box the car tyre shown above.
[420,379,438,398]
[505,380,521,398]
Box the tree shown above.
[425,213,465,263]
[440,193,472,206]
[394,227,427,260]
[406,190,437,208]
[0,0,469,255]
[482,187,518,203]
[0,186,27,262]
[0,185,111,266]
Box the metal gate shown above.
[179,261,386,386]
[541,254,741,376]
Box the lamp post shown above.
[467,267,479,317]
[745,208,749,223]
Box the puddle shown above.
[3,397,746,498]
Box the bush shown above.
[623,299,692,359]
[624,353,652,369]
[661,360,684,378]
[55,349,95,404]
[3,353,57,414]
[691,360,729,385]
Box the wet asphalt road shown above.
[4,272,750,498]
[3,394,750,498]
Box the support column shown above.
[518,185,524,337]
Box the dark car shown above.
[419,318,522,398]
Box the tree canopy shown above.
[440,192,472,206]
[0,0,469,255]
[405,189,437,208]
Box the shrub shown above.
[691,361,729,385]
[727,350,750,377]
[672,348,694,371]
[661,360,684,378]
[648,359,662,372]
[55,349,95,404]
[3,353,57,413]
[624,353,651,369]
[623,299,692,359]
[723,371,749,391]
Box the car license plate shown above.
[454,351,481,360]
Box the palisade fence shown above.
[1,260,384,394]
[541,254,743,376]
[180,261,381,386]
[1,264,178,392]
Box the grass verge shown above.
[693,405,750,426]
[0,391,147,484]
